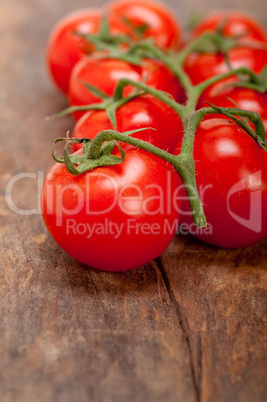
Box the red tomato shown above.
[174,117,267,248]
[197,78,267,135]
[46,8,140,94]
[105,0,182,49]
[72,94,183,153]
[192,11,267,43]
[41,148,180,271]
[46,9,101,94]
[69,56,184,120]
[184,45,267,85]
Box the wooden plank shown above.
[0,220,196,402]
[0,0,266,401]
[159,236,267,402]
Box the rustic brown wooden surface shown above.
[0,0,266,401]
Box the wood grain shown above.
[0,0,266,401]
[159,236,267,402]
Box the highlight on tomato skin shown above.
[173,117,267,249]
[40,148,181,272]
[71,94,183,153]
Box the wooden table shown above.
[0,0,266,401]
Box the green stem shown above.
[181,110,206,155]
[47,92,146,121]
[87,130,207,227]
[113,78,190,119]
[184,87,202,111]
[195,67,262,96]
[175,32,213,65]
[203,106,267,149]
[131,42,193,94]
[113,91,146,109]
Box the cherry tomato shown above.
[197,78,267,134]
[72,94,183,153]
[46,8,141,94]
[184,45,267,85]
[69,56,184,120]
[41,148,180,271]
[46,9,101,94]
[105,0,182,49]
[192,11,267,43]
[174,117,267,248]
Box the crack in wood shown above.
[155,257,201,402]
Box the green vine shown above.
[51,23,267,228]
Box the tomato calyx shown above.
[74,15,132,49]
[51,129,148,175]
[178,30,267,63]
[74,13,155,50]
[74,15,157,66]
[188,22,267,55]
[119,16,150,39]
[188,32,239,55]
[76,32,144,66]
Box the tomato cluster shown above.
[42,1,267,271]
